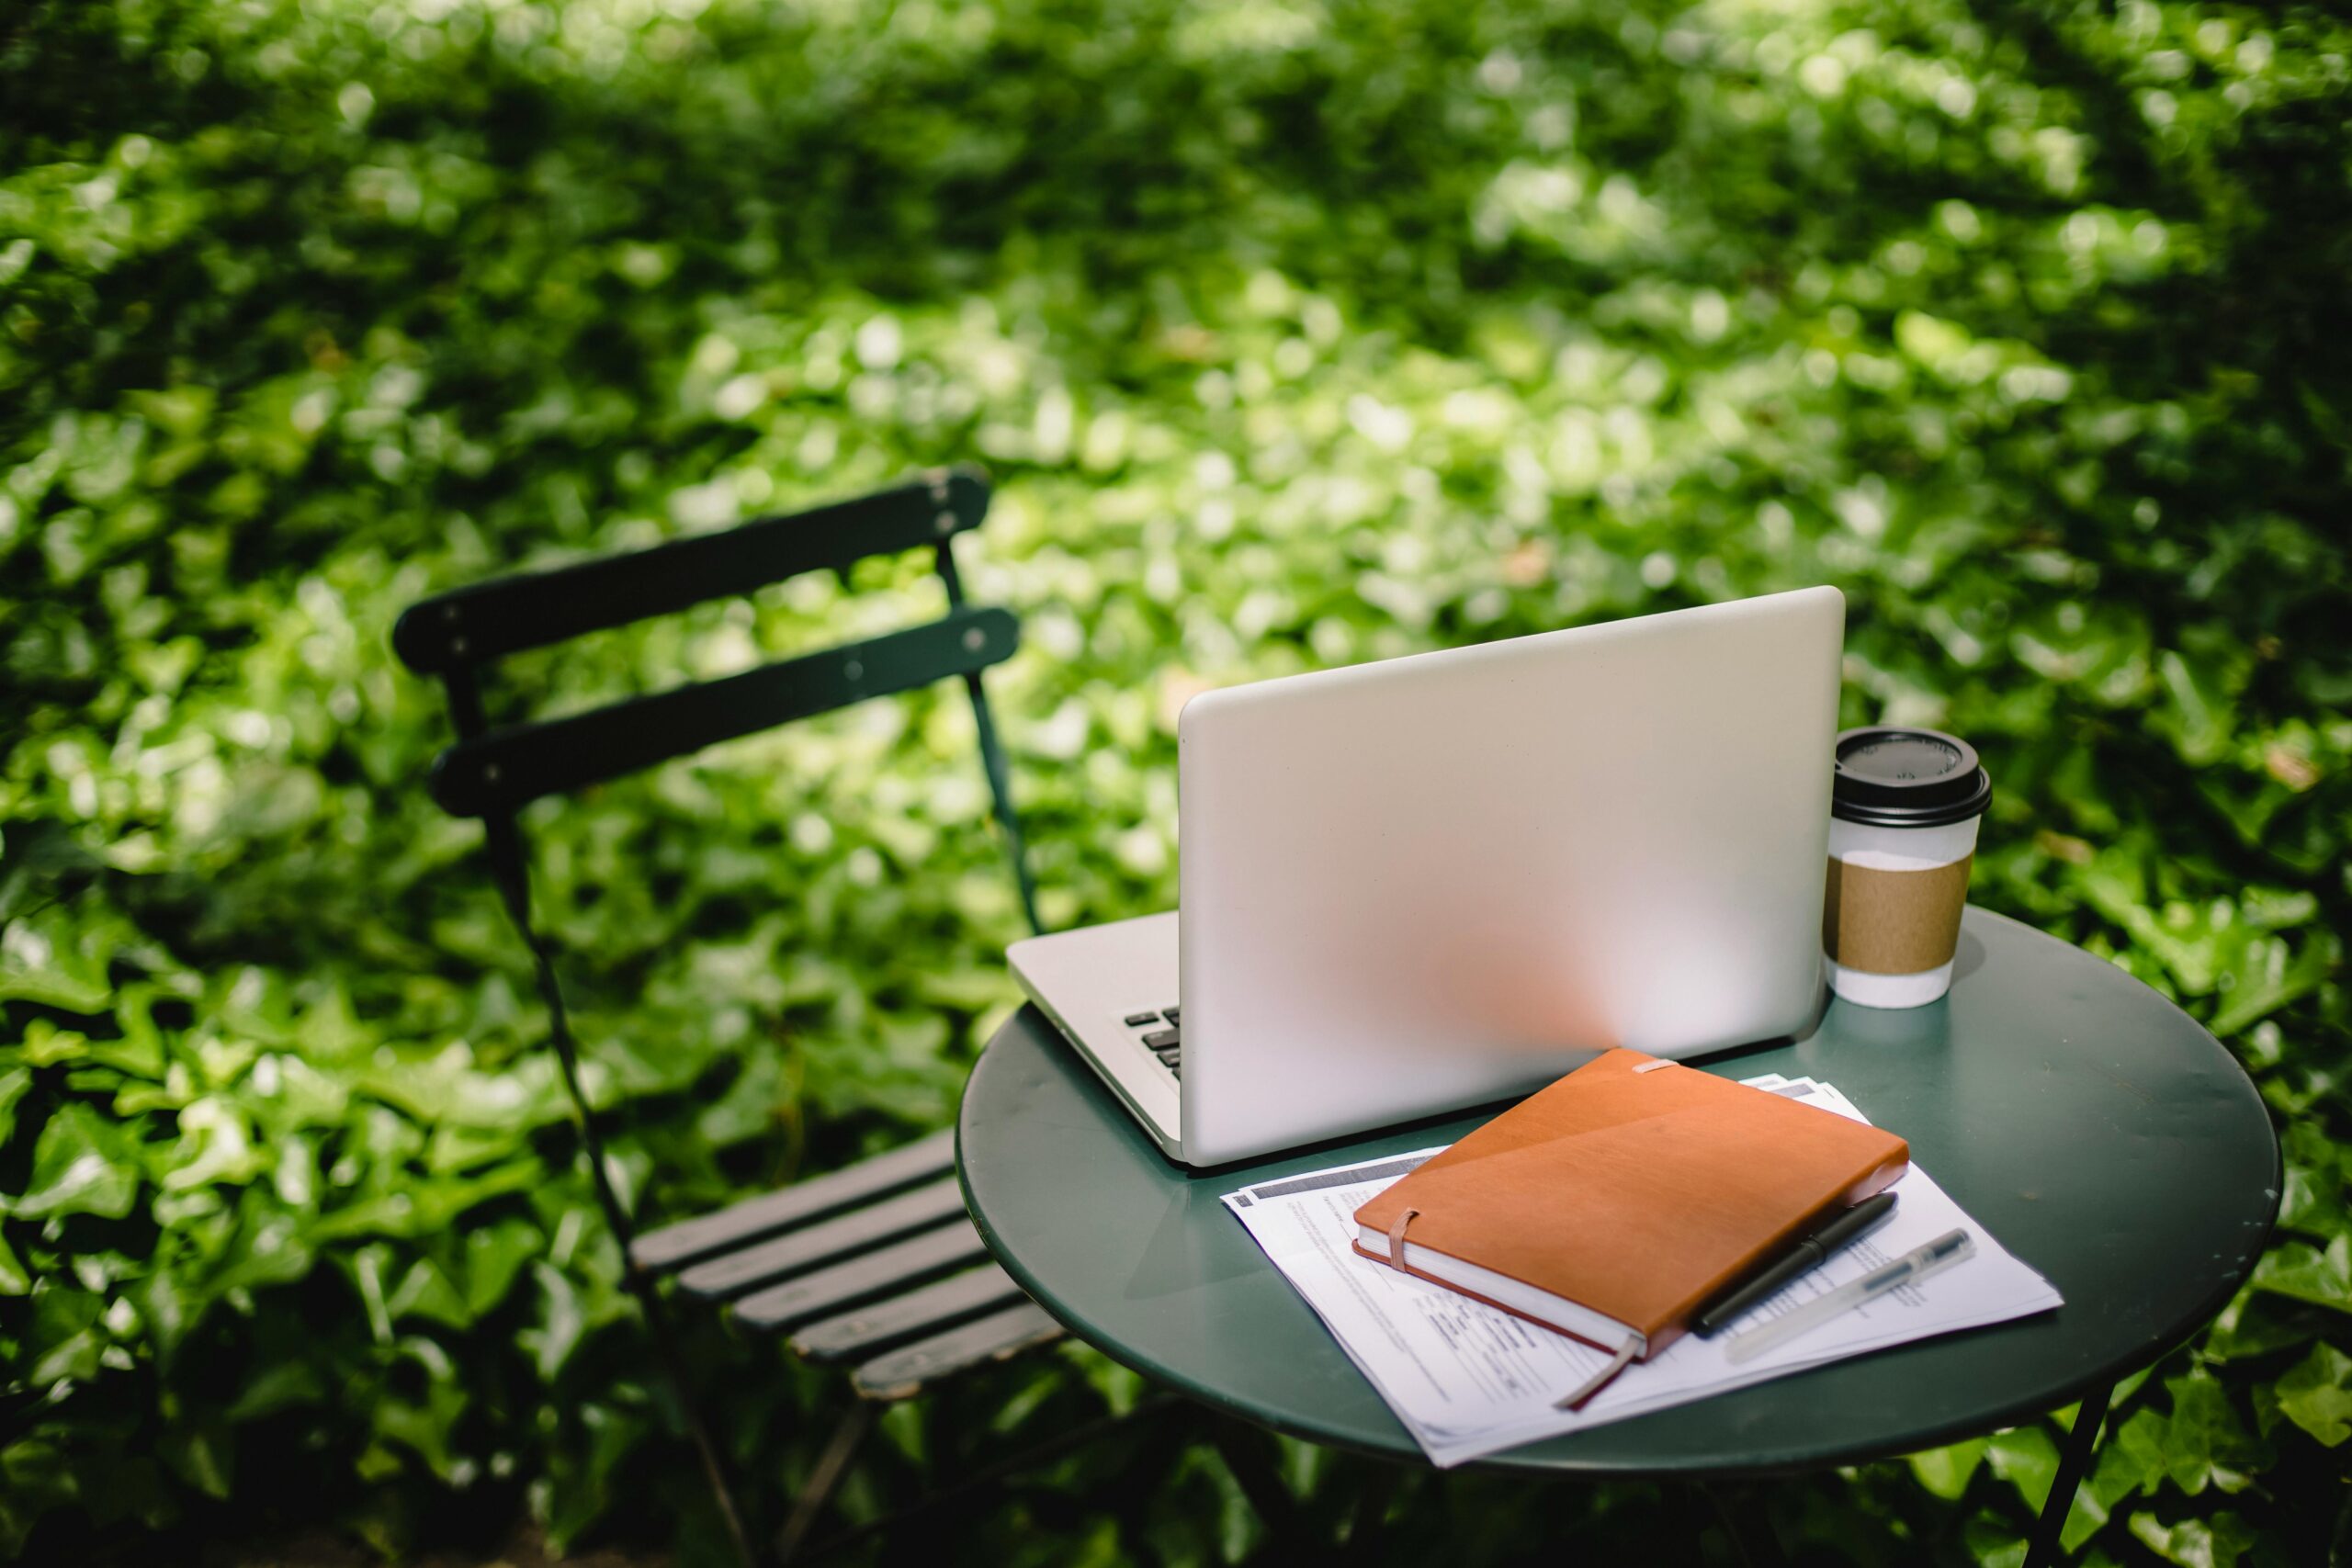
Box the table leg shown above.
[2023,1382,2113,1568]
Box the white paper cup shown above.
[1824,815,1980,1006]
[1823,728,1991,1010]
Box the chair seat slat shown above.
[732,1219,989,1334]
[791,1263,1028,1363]
[677,1176,968,1300]
[851,1301,1064,1402]
[631,1130,956,1274]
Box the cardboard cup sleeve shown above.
[1821,818,1979,1009]
[1823,855,1973,975]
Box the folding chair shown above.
[394,467,1064,1563]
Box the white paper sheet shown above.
[1222,1077,2064,1466]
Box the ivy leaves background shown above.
[2,0,2347,1562]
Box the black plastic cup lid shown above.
[1831,727,1992,829]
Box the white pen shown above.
[1724,1228,1975,1364]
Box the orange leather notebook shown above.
[1352,1048,1908,1404]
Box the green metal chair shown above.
[394,467,1062,1563]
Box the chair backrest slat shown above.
[428,605,1019,818]
[398,466,1040,934]
[392,468,987,675]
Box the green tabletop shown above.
[957,908,2280,1475]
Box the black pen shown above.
[1691,1191,1901,1338]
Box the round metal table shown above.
[958,908,2279,1560]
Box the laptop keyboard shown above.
[1124,1006,1182,1079]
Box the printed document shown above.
[1221,1076,2063,1466]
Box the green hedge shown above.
[2,0,2346,1562]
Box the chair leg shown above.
[777,1401,881,1565]
[2024,1382,2113,1568]
[480,818,759,1568]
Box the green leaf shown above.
[2151,653,2238,767]
[28,1285,107,1385]
[2273,1342,2352,1447]
[2007,601,2152,705]
[911,964,1017,1012]
[385,1257,469,1329]
[225,1356,326,1424]
[372,1340,470,1481]
[1984,1424,2059,1510]
[156,1096,266,1191]
[1894,310,1974,374]
[2199,1285,2317,1363]
[2206,930,2337,1037]
[356,1042,568,1132]
[2253,1237,2352,1314]
[1962,1511,2025,1568]
[2127,1510,2258,1568]
[123,1268,196,1371]
[293,982,372,1063]
[1199,1435,1268,1564]
[343,1242,394,1345]
[2148,1375,2267,1496]
[0,1438,77,1560]
[202,1200,314,1297]
[12,1100,140,1220]
[520,1261,586,1381]
[2105,1407,2174,1500]
[2063,1432,2144,1552]
[540,1400,649,1555]
[691,1051,788,1149]
[462,1218,541,1317]
[307,1159,539,1243]
[0,1231,28,1295]
[0,1065,32,1149]
[0,911,112,1013]
[158,1419,234,1502]
[1063,1340,1148,1420]
[373,1388,469,1482]
[2277,1123,2352,1240]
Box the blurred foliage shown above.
[2,0,2348,1561]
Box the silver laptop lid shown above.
[1174,585,1843,1166]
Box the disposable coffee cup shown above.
[1822,728,1992,1009]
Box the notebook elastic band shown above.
[1633,1058,1677,1075]
[1386,1207,1420,1270]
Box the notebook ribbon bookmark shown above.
[1555,1333,1642,1411]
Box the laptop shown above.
[1009,585,1845,1168]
